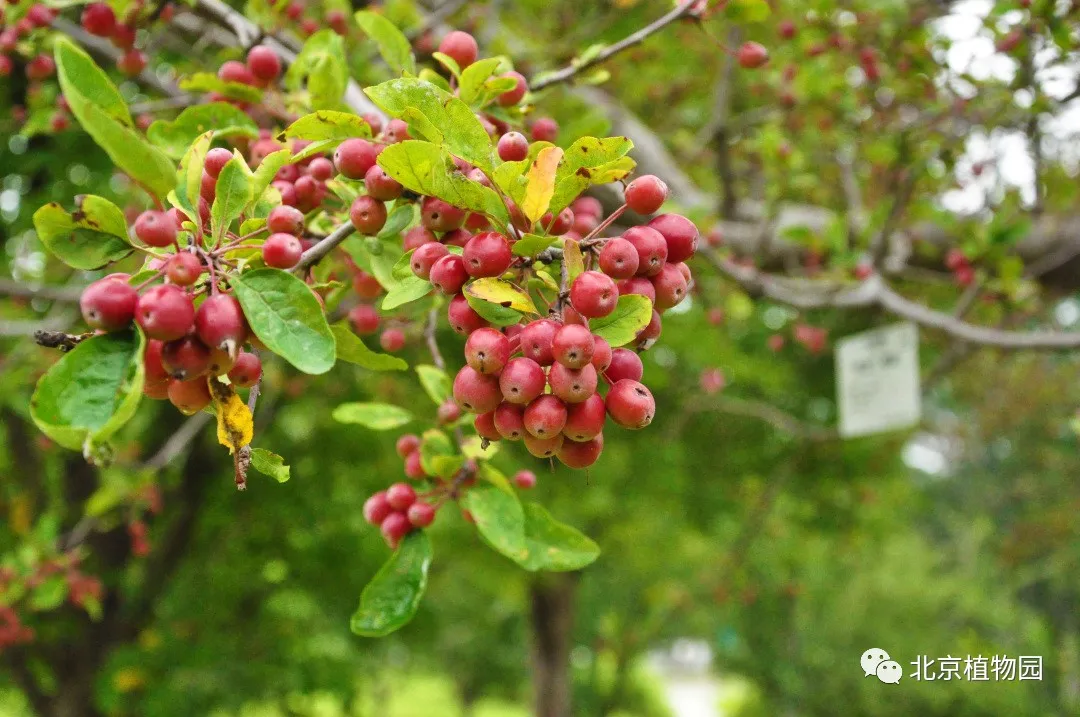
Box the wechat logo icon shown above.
[862,648,902,684]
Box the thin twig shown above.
[141,413,214,472]
[528,1,701,92]
[425,306,446,370]
[295,222,357,272]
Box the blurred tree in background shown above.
[1,1,1080,716]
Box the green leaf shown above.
[281,110,372,142]
[377,141,507,223]
[231,269,337,375]
[332,402,413,429]
[381,255,432,310]
[365,78,494,171]
[464,293,523,327]
[431,52,462,79]
[350,531,432,637]
[354,11,416,75]
[330,322,408,371]
[249,149,292,208]
[30,331,144,451]
[415,364,451,405]
[522,146,563,223]
[519,502,600,571]
[731,0,771,23]
[379,202,414,239]
[458,58,502,106]
[478,462,513,492]
[211,155,253,243]
[178,73,265,104]
[32,196,132,270]
[464,277,537,314]
[286,30,348,110]
[463,485,529,563]
[512,233,558,257]
[589,294,652,346]
[55,37,176,197]
[52,36,130,125]
[250,448,291,483]
[147,103,259,158]
[549,136,635,214]
[419,429,455,476]
[175,130,213,217]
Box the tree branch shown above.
[528,1,701,92]
[706,250,1080,350]
[296,222,357,272]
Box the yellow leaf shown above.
[563,238,584,282]
[465,277,538,314]
[522,146,563,223]
[209,377,253,454]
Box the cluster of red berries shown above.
[0,4,57,79]
[362,434,542,547]
[361,435,442,548]
[78,155,279,416]
[386,172,694,469]
[80,262,262,415]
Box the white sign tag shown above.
[836,322,921,438]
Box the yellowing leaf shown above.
[209,378,253,454]
[465,278,538,314]
[522,146,563,223]
[563,238,584,282]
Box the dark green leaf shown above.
[147,103,259,158]
[250,448,291,483]
[463,485,529,563]
[231,268,336,375]
[30,331,144,451]
[350,531,432,637]
[332,402,413,429]
[32,195,132,270]
[354,11,416,75]
[330,322,408,371]
[589,294,652,346]
[519,502,600,571]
